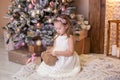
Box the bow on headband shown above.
[56,17,67,24]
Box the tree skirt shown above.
[13,54,120,80]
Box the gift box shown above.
[28,44,43,54]
[8,48,30,65]
[75,37,90,55]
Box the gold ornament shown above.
[48,19,52,23]
[31,11,36,17]
[62,0,67,3]
[36,40,42,46]
[20,17,24,20]
[47,7,52,12]
[27,0,31,2]
[70,13,76,19]
[53,9,58,14]
[16,28,20,32]
[36,10,40,14]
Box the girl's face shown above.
[54,22,68,35]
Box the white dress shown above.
[12,35,81,80]
[36,35,81,77]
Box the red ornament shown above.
[50,1,54,7]
[28,3,33,9]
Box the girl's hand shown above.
[41,51,46,58]
[51,51,56,56]
[46,47,53,53]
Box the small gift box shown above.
[28,44,42,54]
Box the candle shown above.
[117,48,120,58]
[112,45,117,56]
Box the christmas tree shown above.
[3,0,79,50]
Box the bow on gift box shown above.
[26,53,36,64]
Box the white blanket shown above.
[13,54,120,80]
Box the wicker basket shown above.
[28,44,43,54]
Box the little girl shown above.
[13,15,81,80]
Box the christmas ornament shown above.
[20,17,24,21]
[61,6,66,12]
[28,3,33,9]
[53,9,58,14]
[62,0,67,3]
[10,17,14,21]
[21,42,25,46]
[50,1,55,7]
[70,13,76,19]
[21,14,24,18]
[18,4,21,8]
[36,22,42,28]
[48,19,52,23]
[46,7,52,12]
[31,11,36,17]
[16,28,20,32]
[36,40,41,46]
[36,10,40,14]
[7,10,12,15]
[27,0,31,2]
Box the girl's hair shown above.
[54,14,73,37]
